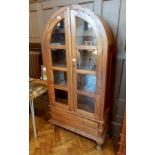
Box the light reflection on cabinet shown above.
[76,17,96,46]
[77,49,97,71]
[77,74,96,93]
[51,19,65,45]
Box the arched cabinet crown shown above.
[43,4,114,148]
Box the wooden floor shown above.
[29,115,115,155]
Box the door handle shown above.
[72,59,76,62]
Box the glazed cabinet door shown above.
[45,8,72,110]
[70,10,102,119]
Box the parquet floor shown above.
[29,115,115,155]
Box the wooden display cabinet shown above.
[43,4,115,149]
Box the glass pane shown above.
[50,19,65,45]
[77,94,95,113]
[53,70,67,87]
[77,49,97,71]
[54,89,68,105]
[77,74,96,93]
[76,17,96,46]
[51,49,66,67]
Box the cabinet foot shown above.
[96,144,102,151]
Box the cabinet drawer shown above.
[50,107,99,136]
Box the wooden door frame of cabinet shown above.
[65,7,73,111]
[43,7,72,111]
[70,9,102,120]
[43,4,115,147]
[69,4,114,122]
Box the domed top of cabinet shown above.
[43,4,114,53]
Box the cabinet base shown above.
[50,106,109,148]
[50,119,107,147]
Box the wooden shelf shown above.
[54,85,68,91]
[55,100,68,105]
[51,66,67,71]
[76,90,96,97]
[77,69,96,75]
[76,35,96,37]
[77,45,97,50]
[49,45,66,49]
[77,87,96,94]
[54,81,68,89]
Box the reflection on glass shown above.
[55,89,68,105]
[77,74,96,93]
[53,70,67,86]
[51,49,66,67]
[77,94,95,113]
[51,19,65,45]
[77,49,97,71]
[76,17,96,45]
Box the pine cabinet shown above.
[43,4,114,148]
